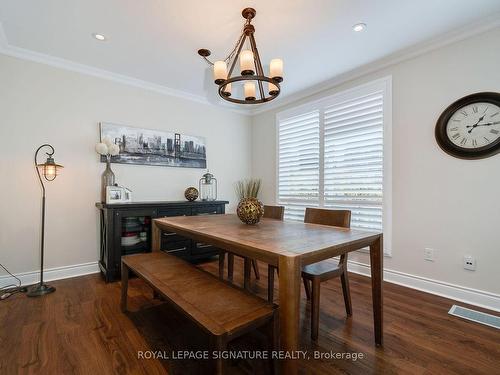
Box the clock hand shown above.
[466,115,487,133]
[466,121,500,128]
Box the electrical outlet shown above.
[463,255,476,271]
[424,248,434,261]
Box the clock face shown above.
[446,102,500,149]
[435,92,500,159]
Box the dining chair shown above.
[219,205,285,291]
[302,207,352,340]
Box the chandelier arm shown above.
[202,56,214,66]
[227,33,247,79]
[249,34,265,100]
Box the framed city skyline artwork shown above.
[99,122,207,168]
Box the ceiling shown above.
[1,0,500,109]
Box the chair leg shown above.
[243,257,251,290]
[311,278,321,341]
[340,270,353,316]
[267,265,275,303]
[227,253,234,282]
[251,259,260,280]
[303,277,311,300]
[218,251,226,279]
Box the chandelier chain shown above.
[201,19,249,66]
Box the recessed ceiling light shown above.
[92,33,107,41]
[352,23,367,32]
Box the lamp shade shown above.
[37,156,63,181]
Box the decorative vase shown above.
[184,187,199,201]
[237,197,264,225]
[101,156,115,202]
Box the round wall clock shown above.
[435,92,500,159]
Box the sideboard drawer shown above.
[158,207,191,217]
[161,240,190,257]
[161,230,186,243]
[192,205,221,215]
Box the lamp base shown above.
[27,283,56,297]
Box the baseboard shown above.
[0,261,100,288]
[347,260,500,313]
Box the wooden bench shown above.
[121,252,278,374]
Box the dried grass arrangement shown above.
[234,179,262,199]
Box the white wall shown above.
[252,27,500,296]
[0,54,251,276]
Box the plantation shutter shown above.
[278,110,320,221]
[323,91,384,232]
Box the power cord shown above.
[0,263,27,300]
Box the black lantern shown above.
[199,170,217,201]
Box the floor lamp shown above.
[27,144,63,297]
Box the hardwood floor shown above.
[1,257,499,374]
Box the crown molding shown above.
[0,24,251,116]
[250,13,500,116]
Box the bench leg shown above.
[210,335,227,375]
[263,310,279,375]
[121,262,129,312]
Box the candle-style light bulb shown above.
[270,59,283,82]
[213,61,227,85]
[244,81,256,101]
[222,82,231,97]
[240,50,255,75]
[44,165,57,179]
[268,82,279,96]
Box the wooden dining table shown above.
[152,214,383,373]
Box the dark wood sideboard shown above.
[96,200,228,282]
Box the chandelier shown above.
[198,8,283,105]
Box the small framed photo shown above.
[106,186,123,204]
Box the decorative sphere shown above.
[237,197,264,225]
[184,187,199,201]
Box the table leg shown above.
[369,235,384,346]
[278,255,301,374]
[121,262,129,312]
[152,220,161,252]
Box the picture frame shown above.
[106,185,132,204]
[99,122,207,168]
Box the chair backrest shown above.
[304,208,351,229]
[263,205,285,221]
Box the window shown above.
[277,77,392,254]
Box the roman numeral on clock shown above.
[472,139,477,147]
[491,129,499,135]
[460,138,467,145]
[472,106,478,113]
[452,133,460,139]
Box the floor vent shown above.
[448,305,500,330]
